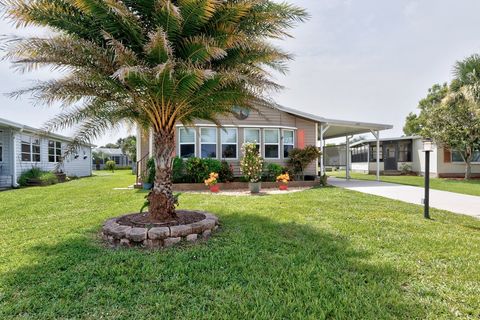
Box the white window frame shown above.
[21,135,41,162]
[48,140,63,163]
[244,128,261,153]
[263,129,280,159]
[179,127,196,159]
[221,128,238,160]
[200,127,218,159]
[282,129,295,159]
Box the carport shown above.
[275,105,393,181]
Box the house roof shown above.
[0,117,95,147]
[274,104,393,139]
[349,135,422,148]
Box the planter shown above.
[249,182,261,194]
[278,183,288,191]
[143,182,153,190]
[54,172,67,183]
[209,185,220,193]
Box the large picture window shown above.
[452,150,480,163]
[244,128,260,152]
[200,127,217,158]
[283,130,294,158]
[264,129,280,159]
[48,140,62,163]
[221,128,237,159]
[179,128,196,158]
[21,136,41,162]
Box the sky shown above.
[1,0,480,145]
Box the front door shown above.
[384,143,397,171]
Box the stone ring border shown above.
[101,211,219,249]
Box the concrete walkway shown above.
[329,177,480,219]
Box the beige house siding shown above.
[140,105,319,177]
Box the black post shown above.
[424,150,430,219]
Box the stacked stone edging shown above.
[102,212,219,249]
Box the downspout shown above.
[11,129,20,187]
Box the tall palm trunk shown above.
[148,129,177,221]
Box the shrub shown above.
[400,163,412,175]
[266,163,284,182]
[219,161,234,182]
[18,168,59,186]
[146,158,156,184]
[288,145,321,180]
[185,158,222,183]
[203,158,222,177]
[240,143,263,182]
[105,160,116,172]
[172,157,185,183]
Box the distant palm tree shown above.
[452,54,480,107]
[3,0,307,221]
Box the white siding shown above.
[0,128,12,176]
[14,132,92,180]
[436,147,480,177]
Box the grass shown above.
[0,171,479,319]
[328,170,480,197]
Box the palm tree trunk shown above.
[148,129,177,221]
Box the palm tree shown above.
[453,54,480,108]
[3,0,307,221]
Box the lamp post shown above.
[422,139,433,219]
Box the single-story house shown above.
[348,136,480,178]
[92,147,132,170]
[135,104,392,183]
[0,117,93,188]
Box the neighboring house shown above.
[349,136,480,178]
[92,147,132,170]
[136,104,392,182]
[0,118,93,188]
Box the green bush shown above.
[265,163,284,182]
[219,161,234,182]
[105,160,116,172]
[185,158,222,183]
[288,145,321,180]
[146,158,156,184]
[172,157,185,183]
[18,168,59,186]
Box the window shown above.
[221,128,237,159]
[283,130,294,158]
[21,136,41,162]
[48,140,62,163]
[351,145,368,163]
[244,128,261,152]
[200,127,217,158]
[452,150,480,162]
[398,141,412,162]
[370,145,383,162]
[179,127,196,158]
[264,129,280,159]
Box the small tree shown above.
[105,160,116,173]
[240,143,263,183]
[288,146,321,180]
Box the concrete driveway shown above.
[329,177,480,219]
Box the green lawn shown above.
[328,170,480,197]
[1,171,479,319]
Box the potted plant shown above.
[276,173,290,190]
[142,158,155,190]
[204,172,220,193]
[240,143,264,194]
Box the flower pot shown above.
[279,183,288,191]
[209,185,220,193]
[142,182,153,190]
[249,182,261,194]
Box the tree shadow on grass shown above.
[0,213,427,319]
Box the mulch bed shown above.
[117,210,206,228]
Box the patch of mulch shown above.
[117,210,206,228]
